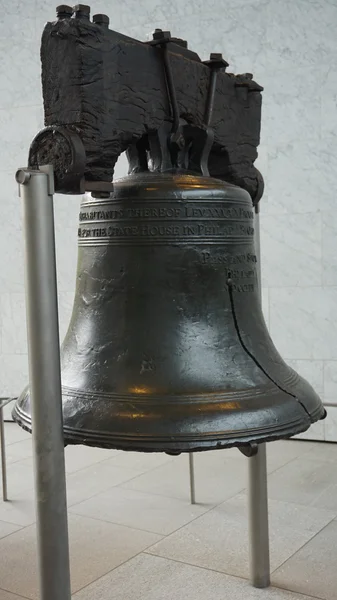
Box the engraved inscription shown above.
[79,205,254,222]
[198,251,257,293]
[78,225,181,238]
[231,283,255,292]
[78,201,255,243]
[184,206,254,220]
[201,252,257,265]
[78,223,254,239]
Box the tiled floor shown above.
[0,423,337,600]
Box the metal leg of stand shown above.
[248,205,270,588]
[189,453,196,504]
[0,407,8,501]
[248,444,270,588]
[17,166,71,600]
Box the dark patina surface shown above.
[13,5,326,451]
[13,172,325,452]
[28,6,263,201]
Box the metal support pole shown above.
[248,205,270,589]
[0,407,8,501]
[16,166,71,600]
[248,443,270,587]
[189,453,196,504]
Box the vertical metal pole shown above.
[0,407,8,501]
[189,453,196,504]
[16,166,71,600]
[248,205,270,589]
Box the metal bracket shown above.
[239,443,258,458]
[127,35,232,178]
[28,126,86,194]
[16,165,55,196]
[38,165,55,195]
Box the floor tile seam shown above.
[68,482,241,538]
[238,492,337,524]
[1,442,28,454]
[3,437,318,475]
[67,508,167,538]
[66,462,211,508]
[0,471,198,528]
[217,486,337,515]
[143,549,254,582]
[142,510,337,587]
[0,515,35,528]
[135,485,249,541]
[0,585,30,600]
[292,441,324,452]
[74,548,254,596]
[0,520,38,546]
[298,447,337,464]
[1,507,169,545]
[271,579,328,600]
[269,515,337,576]
[72,541,168,595]
[66,452,174,479]
[108,454,174,472]
[265,452,321,477]
[185,498,337,549]
[69,479,217,511]
[66,480,139,508]
[64,455,138,476]
[0,517,24,528]
[120,478,247,505]
[7,456,335,530]
[270,500,336,540]
[7,452,175,484]
[12,454,135,479]
[309,481,337,509]
[2,472,146,507]
[3,436,32,448]
[279,455,336,468]
[1,484,36,499]
[141,499,219,538]
[142,551,323,599]
[266,493,337,517]
[118,481,195,503]
[4,458,32,468]
[5,456,169,503]
[65,466,174,508]
[0,524,25,542]
[119,482,201,503]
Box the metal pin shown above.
[73,4,90,19]
[203,53,229,127]
[93,14,109,27]
[56,5,73,19]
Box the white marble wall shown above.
[0,0,336,438]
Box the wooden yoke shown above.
[29,5,264,204]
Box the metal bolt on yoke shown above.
[93,13,110,26]
[73,4,90,18]
[56,5,73,18]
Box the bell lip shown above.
[12,401,325,453]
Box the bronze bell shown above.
[13,170,325,452]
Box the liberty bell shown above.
[13,15,325,452]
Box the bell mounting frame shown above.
[26,5,264,204]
